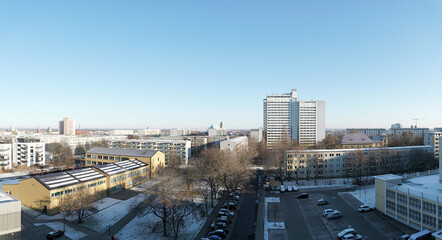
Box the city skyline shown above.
[1,1,441,129]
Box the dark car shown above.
[208,230,226,238]
[47,230,64,239]
[297,193,309,199]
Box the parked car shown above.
[287,185,293,192]
[212,222,229,232]
[280,185,286,192]
[342,233,363,240]
[218,211,233,218]
[358,204,373,212]
[292,186,299,191]
[208,230,226,238]
[337,228,357,238]
[322,209,334,217]
[326,210,343,220]
[399,234,410,240]
[317,199,328,205]
[297,193,309,199]
[207,235,222,240]
[216,216,231,223]
[47,230,64,239]
[219,208,234,215]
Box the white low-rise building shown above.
[220,136,248,152]
[0,191,21,239]
[109,129,134,136]
[250,129,263,143]
[108,139,191,165]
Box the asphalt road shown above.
[277,188,405,240]
[230,170,261,240]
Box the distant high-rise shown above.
[59,118,75,135]
[263,89,325,147]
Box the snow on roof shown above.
[94,159,147,176]
[0,191,16,203]
[387,174,442,201]
[35,167,107,190]
[286,145,433,153]
[87,147,159,158]
[375,174,402,181]
[341,133,373,144]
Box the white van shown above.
[280,185,285,192]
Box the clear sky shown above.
[1,1,441,129]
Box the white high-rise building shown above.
[263,89,325,147]
[59,118,75,136]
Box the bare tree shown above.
[59,187,99,223]
[48,142,74,166]
[195,147,223,207]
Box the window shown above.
[86,154,91,158]
[86,160,91,164]
[98,155,102,159]
[110,156,114,160]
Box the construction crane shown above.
[413,118,421,128]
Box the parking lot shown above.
[270,187,410,240]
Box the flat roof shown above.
[109,139,190,144]
[374,174,402,181]
[388,174,442,201]
[0,191,17,203]
[87,147,159,158]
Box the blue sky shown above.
[0,1,441,129]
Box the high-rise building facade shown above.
[263,89,325,147]
[59,118,75,135]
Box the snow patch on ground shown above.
[81,194,145,233]
[116,209,206,240]
[349,184,375,207]
[34,222,87,240]
[264,197,285,240]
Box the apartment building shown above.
[136,129,161,136]
[0,191,21,239]
[85,147,164,178]
[263,89,325,147]
[109,129,134,136]
[220,136,248,152]
[3,159,149,215]
[284,145,434,179]
[34,135,125,154]
[424,132,441,160]
[170,128,191,137]
[0,144,12,169]
[108,139,191,165]
[59,118,75,135]
[346,128,387,136]
[250,129,263,144]
[208,124,227,137]
[390,128,430,137]
[12,138,45,167]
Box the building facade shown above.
[346,128,387,136]
[390,128,430,137]
[109,129,134,136]
[263,89,325,147]
[341,133,386,149]
[170,129,191,137]
[375,173,442,232]
[3,159,149,215]
[250,129,263,144]
[424,132,441,160]
[12,138,45,167]
[0,191,21,239]
[59,118,75,136]
[284,145,434,179]
[85,147,164,178]
[220,136,248,152]
[0,144,12,169]
[108,139,191,165]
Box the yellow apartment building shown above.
[85,147,165,178]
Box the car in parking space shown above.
[297,193,309,199]
[287,185,293,192]
[326,210,343,220]
[398,234,410,240]
[337,228,357,239]
[207,235,222,240]
[208,229,226,238]
[46,230,64,239]
[216,215,231,223]
[280,185,286,192]
[358,204,373,212]
[292,186,299,191]
[212,222,229,232]
[218,211,233,219]
[342,233,363,240]
[322,209,334,217]
[317,199,328,205]
[219,208,234,216]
